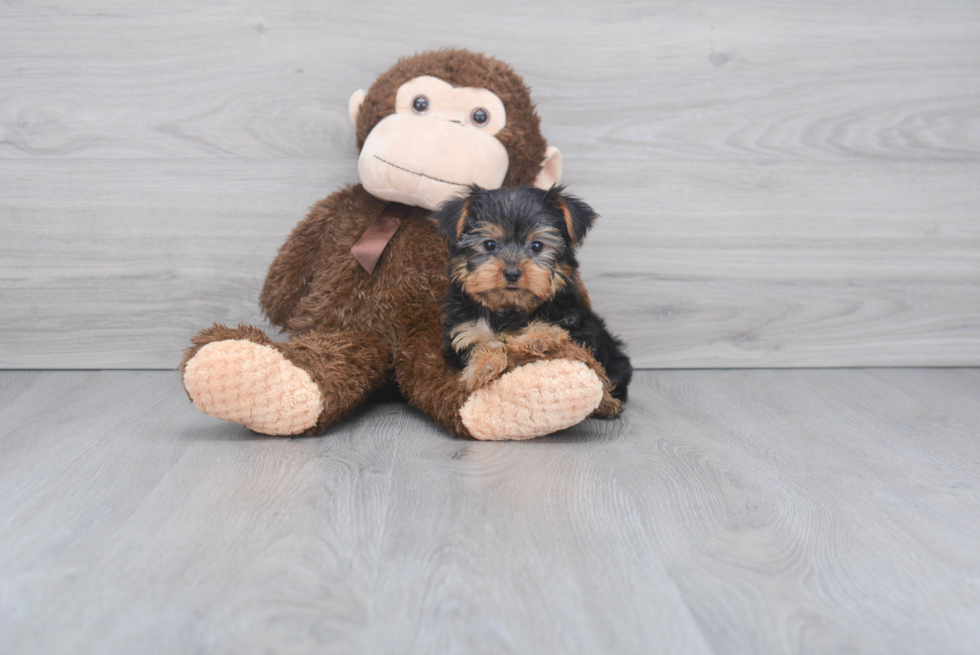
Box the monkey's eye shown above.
[412,96,429,114]
[471,108,489,126]
[529,241,544,253]
[483,240,498,252]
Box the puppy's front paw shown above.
[507,321,570,358]
[461,341,510,392]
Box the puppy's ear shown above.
[545,185,597,247]
[434,185,482,244]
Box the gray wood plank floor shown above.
[1,369,978,654]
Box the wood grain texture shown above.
[1,1,979,368]
[2,2,978,163]
[866,367,980,429]
[2,369,979,653]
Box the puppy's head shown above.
[435,184,597,312]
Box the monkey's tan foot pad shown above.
[459,358,603,441]
[182,339,322,436]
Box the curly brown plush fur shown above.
[180,50,609,438]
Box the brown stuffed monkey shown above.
[180,50,613,440]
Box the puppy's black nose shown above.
[503,267,522,282]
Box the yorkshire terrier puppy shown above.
[435,184,632,418]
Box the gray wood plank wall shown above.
[2,1,978,369]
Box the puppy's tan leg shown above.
[506,320,571,358]
[461,339,510,392]
[449,317,496,353]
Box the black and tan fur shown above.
[436,185,633,416]
[180,50,622,438]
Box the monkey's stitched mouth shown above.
[373,155,468,188]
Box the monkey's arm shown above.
[260,186,374,328]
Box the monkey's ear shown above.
[348,89,366,127]
[533,146,562,190]
[434,190,477,244]
[546,185,597,247]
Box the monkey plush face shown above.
[348,50,562,211]
[356,76,509,210]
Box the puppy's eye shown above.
[471,108,489,126]
[484,240,498,252]
[412,96,429,114]
[529,241,544,253]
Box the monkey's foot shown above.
[459,358,603,441]
[182,339,322,436]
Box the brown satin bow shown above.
[350,202,413,275]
